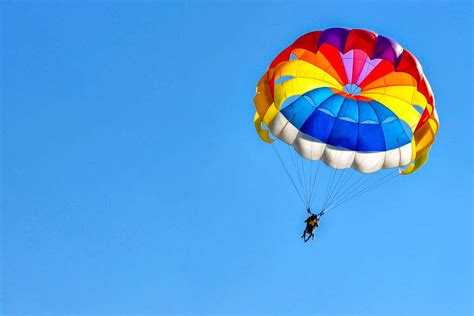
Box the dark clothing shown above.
[301,214,319,242]
[305,215,319,227]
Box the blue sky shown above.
[1,1,472,315]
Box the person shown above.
[301,209,321,242]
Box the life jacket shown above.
[307,216,318,226]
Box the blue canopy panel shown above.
[280,88,412,152]
[280,87,335,129]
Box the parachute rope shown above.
[271,144,307,207]
[308,146,321,208]
[321,136,407,212]
[324,170,399,213]
[272,139,401,216]
[287,145,309,206]
[322,151,376,210]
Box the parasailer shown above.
[301,208,322,242]
[253,28,439,241]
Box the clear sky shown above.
[1,1,472,315]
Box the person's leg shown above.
[302,226,310,239]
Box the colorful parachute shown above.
[253,28,439,211]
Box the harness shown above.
[307,208,325,217]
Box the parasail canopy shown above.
[254,28,439,175]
